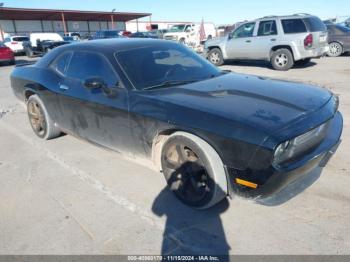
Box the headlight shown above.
[273,122,329,166]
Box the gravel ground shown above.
[0,55,349,255]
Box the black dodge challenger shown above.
[11,39,343,208]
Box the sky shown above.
[2,0,350,24]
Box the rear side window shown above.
[258,20,277,36]
[12,37,29,42]
[303,17,326,32]
[66,52,118,87]
[51,52,72,75]
[282,19,307,34]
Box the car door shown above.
[252,20,279,59]
[225,22,257,59]
[56,51,132,153]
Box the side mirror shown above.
[84,77,106,90]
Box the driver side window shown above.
[231,22,256,38]
[66,52,119,87]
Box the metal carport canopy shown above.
[0,7,151,22]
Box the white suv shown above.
[3,35,29,54]
[205,14,329,70]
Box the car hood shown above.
[205,37,226,47]
[145,73,332,134]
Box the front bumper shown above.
[228,111,343,199]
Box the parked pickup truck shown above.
[23,33,70,57]
[163,23,216,45]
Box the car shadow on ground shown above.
[224,59,317,70]
[256,167,323,206]
[152,162,231,259]
[152,161,323,257]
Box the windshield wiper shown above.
[143,80,199,90]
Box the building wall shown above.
[0,19,126,39]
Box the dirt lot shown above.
[0,55,349,255]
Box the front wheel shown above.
[327,42,343,57]
[207,48,224,66]
[271,48,294,71]
[27,95,61,140]
[161,132,228,209]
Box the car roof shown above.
[10,35,28,38]
[251,14,317,22]
[36,38,177,67]
[61,38,168,51]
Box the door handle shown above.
[270,38,276,42]
[59,84,69,91]
[245,40,252,43]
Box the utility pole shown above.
[0,3,4,41]
[111,9,116,29]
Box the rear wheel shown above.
[161,132,228,209]
[208,48,224,66]
[27,95,61,140]
[271,48,294,71]
[327,42,343,57]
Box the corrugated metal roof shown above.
[0,7,151,22]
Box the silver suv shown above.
[205,14,329,70]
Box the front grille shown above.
[164,36,175,40]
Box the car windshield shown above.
[169,25,186,32]
[115,44,222,90]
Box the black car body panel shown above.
[10,39,343,198]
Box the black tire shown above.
[327,42,343,57]
[271,48,294,71]
[295,58,311,66]
[161,132,228,209]
[8,60,15,66]
[208,48,224,66]
[27,95,61,140]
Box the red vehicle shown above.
[121,31,132,37]
[0,42,15,65]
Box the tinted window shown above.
[282,19,307,34]
[232,22,256,38]
[12,37,29,42]
[258,20,277,36]
[115,44,221,90]
[4,38,10,43]
[303,17,326,32]
[51,52,72,75]
[66,52,118,87]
